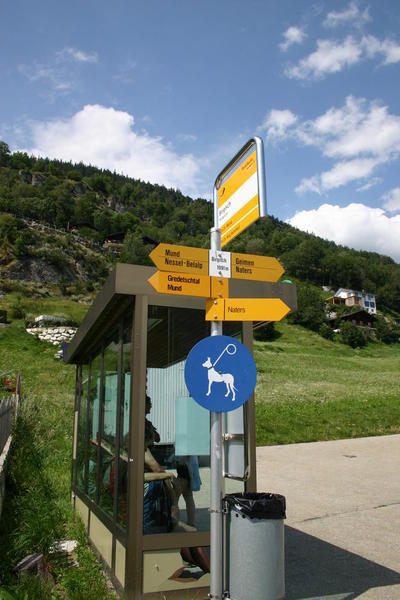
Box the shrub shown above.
[9,295,26,320]
[340,321,367,348]
[319,323,334,340]
[375,316,400,344]
[254,323,278,341]
[24,313,35,328]
[289,283,327,332]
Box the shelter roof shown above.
[66,263,297,364]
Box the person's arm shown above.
[145,448,164,473]
[144,471,172,481]
[144,448,174,482]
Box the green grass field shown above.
[0,318,116,598]
[254,321,400,445]
[0,306,399,597]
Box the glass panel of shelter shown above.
[98,327,119,517]
[117,312,133,528]
[74,305,133,532]
[144,305,245,535]
[87,350,102,501]
[76,363,88,493]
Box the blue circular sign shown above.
[184,335,257,413]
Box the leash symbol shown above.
[202,343,238,402]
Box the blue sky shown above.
[1,0,400,261]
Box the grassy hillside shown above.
[1,144,400,316]
[0,311,115,598]
[255,321,400,444]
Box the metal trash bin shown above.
[224,492,286,600]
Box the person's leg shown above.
[178,478,196,526]
[183,490,196,526]
[165,477,180,521]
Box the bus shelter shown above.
[67,263,297,599]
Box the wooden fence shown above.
[0,373,20,456]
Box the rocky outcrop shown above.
[31,173,45,187]
[19,170,32,184]
[18,170,45,187]
[4,258,76,283]
[106,195,127,213]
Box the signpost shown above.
[209,136,265,600]
[147,136,295,600]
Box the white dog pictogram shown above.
[202,343,238,402]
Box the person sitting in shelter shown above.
[143,395,180,533]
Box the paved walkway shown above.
[256,434,400,600]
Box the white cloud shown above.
[26,104,204,197]
[287,203,400,263]
[18,61,72,102]
[356,177,382,192]
[176,133,198,142]
[57,47,98,63]
[362,35,400,65]
[285,36,363,80]
[323,1,371,29]
[382,187,400,212]
[295,176,322,196]
[259,109,298,141]
[264,97,400,194]
[280,26,307,51]
[321,101,400,160]
[18,47,98,102]
[321,157,382,189]
[285,34,400,80]
[296,158,381,195]
[381,39,400,64]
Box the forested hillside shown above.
[1,140,400,314]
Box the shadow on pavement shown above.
[286,526,400,600]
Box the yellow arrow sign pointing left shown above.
[148,271,212,297]
[205,298,291,321]
[149,243,209,275]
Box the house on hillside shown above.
[326,288,377,315]
[327,309,377,340]
[329,308,377,331]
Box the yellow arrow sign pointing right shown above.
[231,252,285,282]
[205,298,291,321]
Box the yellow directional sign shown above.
[148,271,211,298]
[205,298,291,322]
[149,243,209,275]
[231,253,285,282]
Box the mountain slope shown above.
[1,143,400,314]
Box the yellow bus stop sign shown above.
[215,137,267,248]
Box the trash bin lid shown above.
[224,492,286,520]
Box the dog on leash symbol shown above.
[202,343,238,402]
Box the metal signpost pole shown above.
[209,217,224,598]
